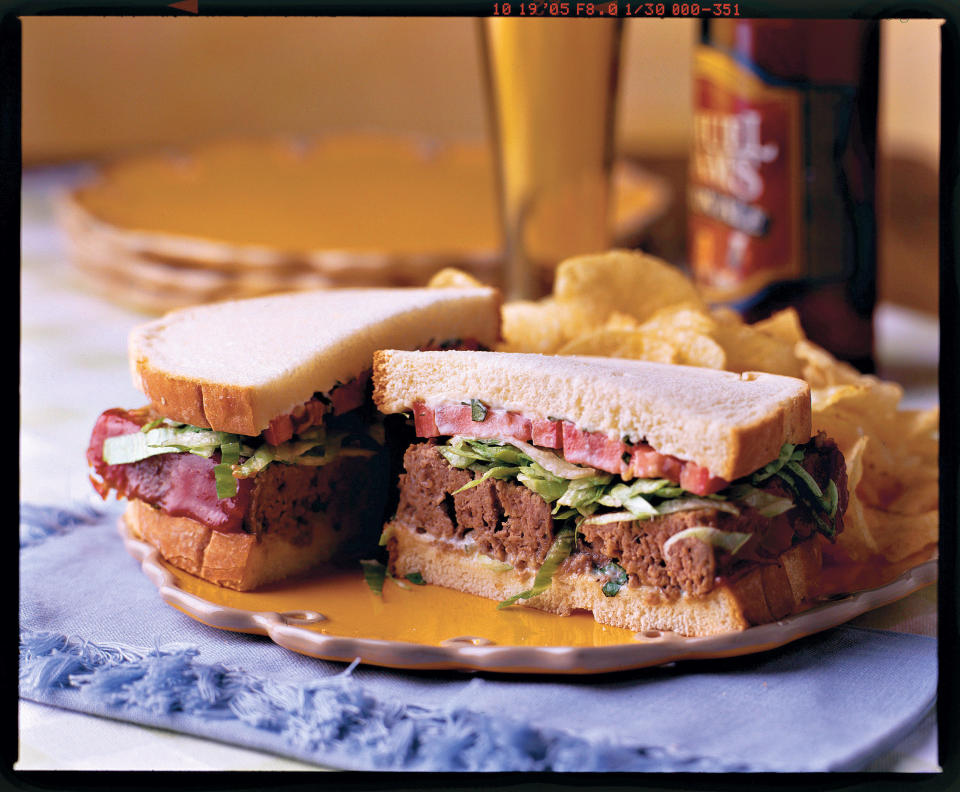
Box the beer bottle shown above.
[688,19,879,372]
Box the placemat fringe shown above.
[20,503,107,548]
[19,629,752,772]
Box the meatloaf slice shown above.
[392,443,555,571]
[577,508,772,597]
[245,450,390,559]
[392,440,475,540]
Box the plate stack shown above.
[58,134,669,313]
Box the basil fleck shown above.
[470,399,488,422]
[599,561,628,597]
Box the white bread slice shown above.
[387,522,824,637]
[373,350,811,481]
[129,287,500,435]
[124,498,343,591]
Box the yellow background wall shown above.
[22,18,939,165]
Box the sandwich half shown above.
[87,287,500,590]
[373,350,848,637]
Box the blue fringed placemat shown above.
[19,503,937,772]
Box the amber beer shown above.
[689,20,879,371]
[480,18,623,299]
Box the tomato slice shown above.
[410,403,729,495]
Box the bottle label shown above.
[688,46,804,303]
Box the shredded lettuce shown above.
[360,558,387,595]
[240,432,375,471]
[104,424,254,501]
[498,526,575,609]
[662,526,752,559]
[102,416,383,501]
[785,460,824,498]
[751,446,839,538]
[725,483,795,517]
[751,443,804,483]
[140,417,166,432]
[440,437,706,520]
[102,432,191,465]
[476,554,513,572]
[438,440,527,468]
[451,465,517,494]
[378,523,396,547]
[824,479,839,518]
[579,510,638,526]
[655,497,740,516]
[516,473,568,503]
[214,439,241,498]
[103,424,250,465]
[502,438,601,480]
[603,490,657,517]
[555,477,612,514]
[233,445,275,478]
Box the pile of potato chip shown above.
[430,250,939,566]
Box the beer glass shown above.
[479,18,624,299]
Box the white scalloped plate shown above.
[121,521,937,675]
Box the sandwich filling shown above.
[87,339,484,535]
[384,401,848,605]
[87,382,384,534]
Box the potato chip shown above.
[812,383,911,470]
[557,328,680,363]
[831,436,880,562]
[553,250,705,324]
[896,407,940,461]
[753,308,806,345]
[858,454,910,513]
[657,330,727,369]
[709,305,747,328]
[623,306,727,367]
[713,323,804,379]
[813,381,939,562]
[640,304,717,335]
[796,340,865,387]
[499,299,571,354]
[813,410,866,463]
[902,406,940,441]
[863,506,939,563]
[604,311,642,330]
[643,303,802,377]
[427,267,485,289]
[886,479,939,516]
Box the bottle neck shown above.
[702,19,878,86]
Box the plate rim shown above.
[60,145,669,272]
[120,521,938,675]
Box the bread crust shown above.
[386,522,824,637]
[124,499,341,591]
[373,350,811,481]
[128,288,502,435]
